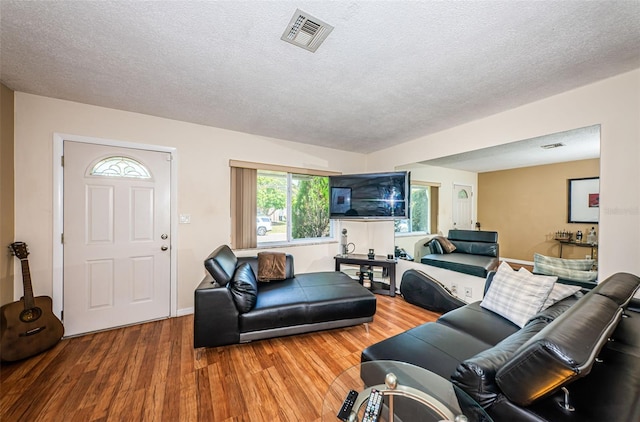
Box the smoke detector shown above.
[281,9,334,53]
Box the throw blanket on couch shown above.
[257,252,287,282]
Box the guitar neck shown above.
[20,259,36,309]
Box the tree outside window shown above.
[257,170,331,244]
[395,185,430,234]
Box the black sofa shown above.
[361,272,640,421]
[421,230,499,278]
[194,245,377,348]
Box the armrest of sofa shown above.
[495,293,622,406]
[194,275,240,348]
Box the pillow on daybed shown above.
[229,262,258,313]
[481,262,556,327]
[434,236,457,253]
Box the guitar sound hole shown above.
[20,307,42,323]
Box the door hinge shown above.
[61,310,63,320]
[61,155,64,167]
[61,233,64,244]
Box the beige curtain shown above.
[230,167,257,249]
[430,186,439,234]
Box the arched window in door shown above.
[89,156,151,179]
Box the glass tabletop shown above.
[322,360,492,422]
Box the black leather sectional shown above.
[194,245,377,348]
[362,272,640,421]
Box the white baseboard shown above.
[177,307,194,317]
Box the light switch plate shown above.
[179,214,191,224]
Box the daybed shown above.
[194,245,377,348]
[419,230,499,278]
[362,268,640,421]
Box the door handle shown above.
[161,234,168,240]
[161,245,168,251]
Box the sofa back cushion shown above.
[495,292,622,406]
[448,229,498,243]
[204,245,238,286]
[229,262,258,313]
[450,240,498,257]
[447,229,498,257]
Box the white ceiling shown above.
[418,124,601,173]
[1,1,639,156]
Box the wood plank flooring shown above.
[1,294,439,421]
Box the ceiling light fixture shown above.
[281,9,334,53]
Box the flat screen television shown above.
[329,171,410,220]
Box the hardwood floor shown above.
[0,295,439,421]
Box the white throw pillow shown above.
[481,262,557,327]
[540,282,582,310]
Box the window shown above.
[230,161,338,249]
[395,183,439,235]
[90,156,151,179]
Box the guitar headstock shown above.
[9,242,29,259]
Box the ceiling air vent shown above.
[540,143,566,149]
[281,9,334,53]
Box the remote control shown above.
[337,389,358,421]
[362,389,383,422]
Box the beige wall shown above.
[10,68,640,314]
[478,159,600,262]
[367,69,640,281]
[13,93,367,312]
[1,84,15,306]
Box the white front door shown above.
[63,141,171,336]
[453,184,473,230]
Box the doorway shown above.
[52,135,177,336]
[453,184,473,230]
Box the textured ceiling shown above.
[1,1,639,155]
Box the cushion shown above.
[257,252,287,282]
[540,281,582,310]
[533,253,594,271]
[435,236,457,253]
[229,262,258,313]
[534,261,598,282]
[480,262,556,327]
[428,238,444,254]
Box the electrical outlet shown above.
[451,283,458,295]
[464,287,473,298]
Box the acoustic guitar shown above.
[1,242,64,362]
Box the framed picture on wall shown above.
[568,177,599,223]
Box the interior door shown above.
[63,141,171,336]
[453,184,473,230]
